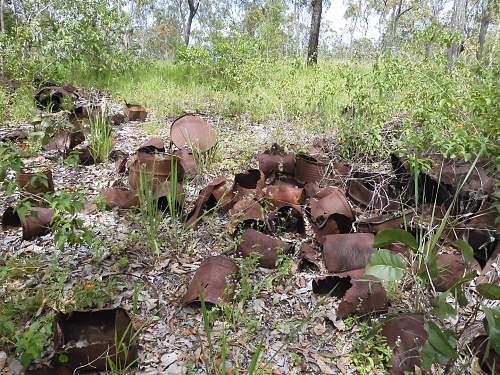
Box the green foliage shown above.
[137,166,162,256]
[421,321,457,369]
[349,320,393,374]
[73,278,116,309]
[483,306,500,355]
[477,284,500,300]
[365,249,406,281]
[89,110,112,163]
[373,228,418,250]
[15,316,53,367]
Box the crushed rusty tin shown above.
[71,146,95,166]
[123,103,147,122]
[477,242,499,285]
[110,150,128,174]
[266,205,305,235]
[128,153,185,190]
[432,253,466,292]
[111,113,126,126]
[20,207,55,240]
[0,129,29,143]
[43,125,85,152]
[347,176,400,212]
[357,209,414,233]
[73,105,102,121]
[471,334,500,375]
[306,187,354,243]
[232,169,265,203]
[101,188,139,209]
[52,307,138,371]
[174,148,198,177]
[298,242,321,270]
[312,269,387,318]
[322,233,374,273]
[182,256,239,306]
[229,199,265,231]
[2,207,21,227]
[156,182,185,213]
[170,114,216,152]
[264,180,304,210]
[380,313,428,375]
[257,144,295,178]
[294,153,328,185]
[237,228,291,268]
[186,177,228,228]
[303,182,320,198]
[17,169,55,196]
[137,137,165,153]
[35,85,79,112]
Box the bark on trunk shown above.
[448,0,467,65]
[307,0,322,65]
[0,0,5,34]
[184,0,199,46]
[477,0,491,61]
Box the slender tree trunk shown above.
[307,0,322,65]
[448,0,467,65]
[0,0,5,33]
[184,0,199,46]
[477,0,491,61]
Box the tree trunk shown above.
[184,0,199,46]
[477,0,491,61]
[0,0,5,33]
[447,0,467,65]
[307,0,322,65]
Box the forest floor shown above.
[0,87,497,375]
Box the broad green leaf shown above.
[483,306,500,355]
[453,239,474,265]
[373,229,418,250]
[365,249,406,281]
[432,293,456,318]
[477,284,500,300]
[421,321,457,369]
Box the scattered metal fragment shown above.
[257,144,295,178]
[170,114,216,152]
[186,176,228,227]
[294,153,328,185]
[111,113,126,126]
[237,228,291,268]
[306,187,354,243]
[174,148,198,177]
[123,103,147,122]
[380,313,428,375]
[182,256,239,306]
[312,269,387,318]
[0,129,29,143]
[43,125,85,152]
[432,253,466,292]
[128,153,184,190]
[52,308,138,372]
[35,85,79,112]
[137,137,165,153]
[17,169,55,196]
[322,233,375,273]
[229,199,265,231]
[357,209,413,233]
[266,205,305,235]
[101,188,139,209]
[347,175,400,212]
[232,169,265,202]
[264,180,304,210]
[20,207,55,240]
[298,241,321,270]
[110,150,128,173]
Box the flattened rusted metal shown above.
[257,143,295,178]
[186,177,228,228]
[182,256,239,306]
[52,307,138,372]
[170,114,216,152]
[237,228,291,268]
[322,233,375,273]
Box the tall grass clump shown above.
[89,107,112,163]
[137,166,161,256]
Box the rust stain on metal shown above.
[101,188,139,209]
[322,233,374,273]
[174,148,198,177]
[298,242,321,270]
[257,144,295,178]
[186,177,228,228]
[52,307,138,372]
[123,103,147,122]
[380,313,428,375]
[347,175,400,212]
[264,180,305,210]
[17,169,55,196]
[182,256,239,306]
[266,205,305,235]
[357,209,413,233]
[170,114,216,152]
[432,253,466,292]
[237,228,291,268]
[128,153,184,191]
[294,153,328,185]
[229,199,265,231]
[137,137,165,153]
[20,207,55,240]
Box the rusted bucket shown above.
[20,207,55,240]
[128,153,184,191]
[295,153,328,185]
[17,169,55,196]
[170,114,216,152]
[123,103,147,122]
